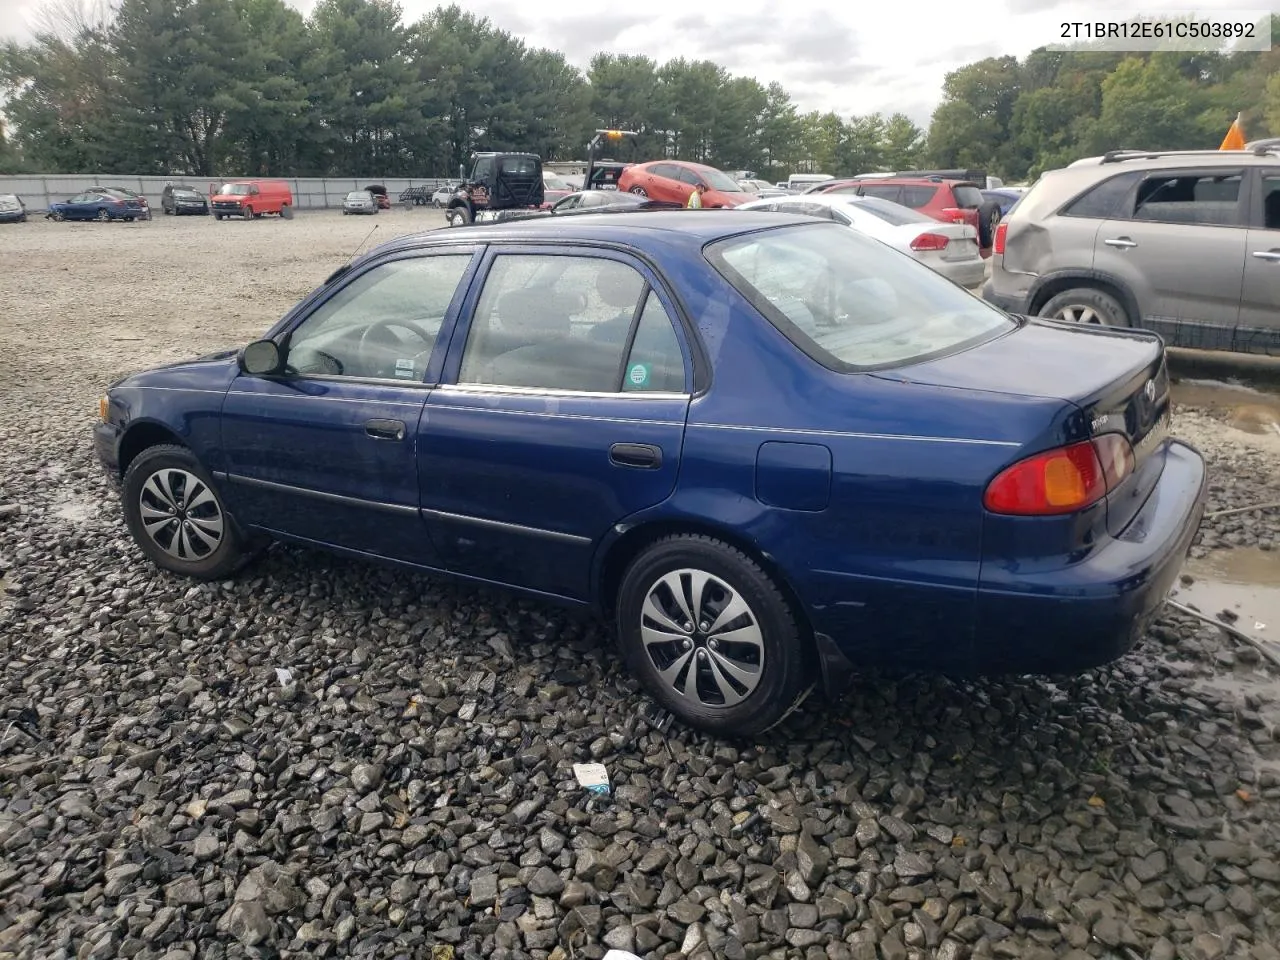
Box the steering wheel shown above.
[357,320,433,379]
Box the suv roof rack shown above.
[1100,147,1278,163]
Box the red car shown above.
[813,177,995,253]
[617,161,749,208]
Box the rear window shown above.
[899,186,938,208]
[499,156,538,175]
[707,223,1013,371]
[950,185,983,208]
[850,197,935,226]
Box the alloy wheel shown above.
[138,468,225,561]
[1053,304,1106,324]
[639,568,765,708]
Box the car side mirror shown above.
[239,340,283,376]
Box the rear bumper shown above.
[936,258,986,289]
[971,439,1207,674]
[982,281,1029,314]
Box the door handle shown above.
[364,418,406,441]
[1251,250,1280,261]
[610,442,662,469]
[1104,237,1138,249]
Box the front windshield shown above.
[700,168,744,192]
[708,223,1013,370]
[544,174,571,190]
[218,184,251,196]
[346,191,370,200]
[739,180,760,193]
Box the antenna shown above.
[349,223,379,262]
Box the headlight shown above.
[99,396,109,421]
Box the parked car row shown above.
[22,179,402,224]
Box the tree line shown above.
[1,1,1277,183]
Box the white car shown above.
[737,192,986,289]
[431,187,455,206]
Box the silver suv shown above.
[984,147,1280,355]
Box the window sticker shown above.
[627,362,650,388]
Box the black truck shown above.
[445,152,545,226]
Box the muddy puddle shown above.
[1172,547,1280,644]
[1171,377,1280,435]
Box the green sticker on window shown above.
[627,362,649,388]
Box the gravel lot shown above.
[2,211,1280,960]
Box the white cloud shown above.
[2,0,1276,127]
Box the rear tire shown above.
[1039,286,1129,327]
[976,200,1000,248]
[615,534,812,737]
[121,445,249,580]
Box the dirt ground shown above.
[0,209,445,387]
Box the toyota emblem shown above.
[1144,378,1156,401]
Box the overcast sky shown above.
[1,0,1277,126]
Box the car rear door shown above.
[1239,169,1280,351]
[419,245,694,601]
[218,247,481,565]
[1095,167,1247,341]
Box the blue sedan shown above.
[49,191,149,222]
[93,211,1207,735]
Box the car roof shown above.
[364,210,820,259]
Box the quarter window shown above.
[1131,172,1242,226]
[284,255,471,381]
[1061,172,1142,220]
[458,255,684,393]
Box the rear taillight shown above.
[984,435,1135,515]
[910,232,950,251]
[994,222,1007,255]
[940,206,967,223]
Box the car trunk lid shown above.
[878,317,1170,534]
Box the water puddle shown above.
[1172,547,1280,640]
[1171,378,1280,435]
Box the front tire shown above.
[121,445,247,580]
[446,205,472,227]
[1039,286,1129,327]
[629,186,648,198]
[616,535,812,737]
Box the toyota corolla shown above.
[93,211,1207,736]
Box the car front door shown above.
[66,194,92,220]
[218,248,480,564]
[1240,169,1280,351]
[1095,168,1247,338]
[419,246,693,600]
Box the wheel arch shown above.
[594,518,814,640]
[117,420,186,478]
[1027,270,1140,325]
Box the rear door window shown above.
[1130,171,1243,226]
[899,186,938,208]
